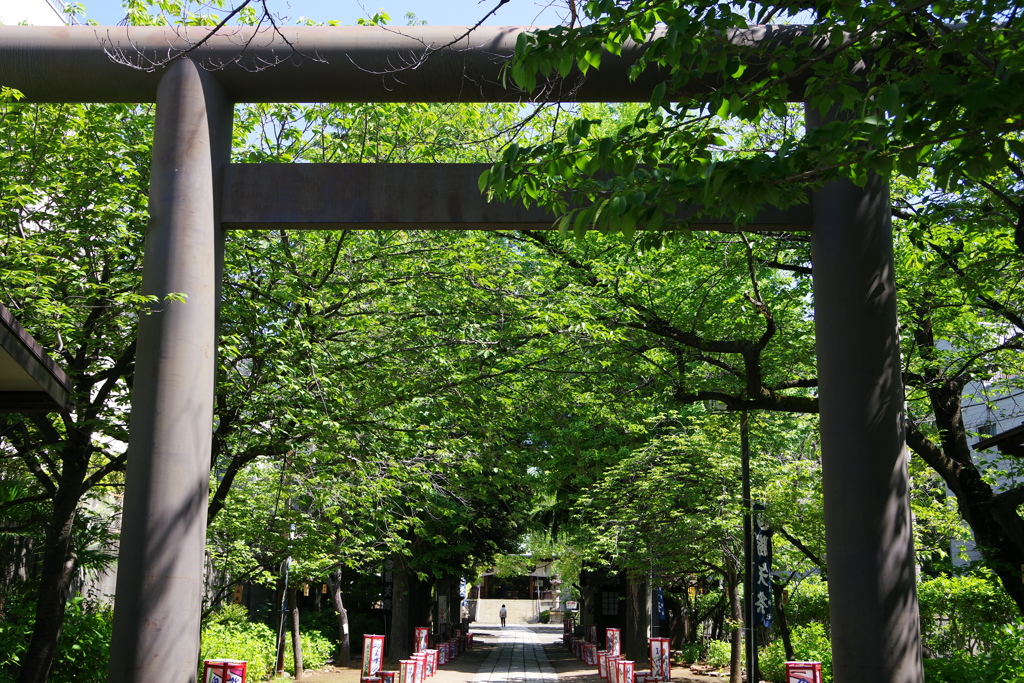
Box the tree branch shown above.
[82,452,128,492]
[775,524,827,578]
[0,491,51,512]
[997,485,1024,510]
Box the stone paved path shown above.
[471,626,559,683]
[300,625,720,683]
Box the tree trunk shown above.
[328,569,351,667]
[666,594,685,650]
[624,578,647,661]
[726,567,742,683]
[18,456,86,683]
[906,379,1024,613]
[389,558,411,661]
[289,585,304,679]
[275,577,288,675]
[409,573,432,640]
[907,310,1024,616]
[711,601,723,641]
[772,579,794,661]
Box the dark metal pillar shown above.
[807,106,923,683]
[740,411,758,683]
[107,58,232,683]
[650,573,659,638]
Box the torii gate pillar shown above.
[808,107,924,683]
[107,59,232,683]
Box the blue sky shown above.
[79,0,569,27]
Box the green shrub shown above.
[199,603,336,679]
[302,606,340,641]
[282,629,335,673]
[539,610,550,624]
[785,577,831,633]
[678,642,702,665]
[923,626,1024,683]
[206,603,251,626]
[53,597,115,683]
[759,639,787,683]
[0,589,34,681]
[918,573,1016,657]
[923,653,986,683]
[706,639,731,669]
[758,624,832,683]
[760,618,1024,683]
[199,617,277,681]
[981,620,1024,682]
[0,592,113,683]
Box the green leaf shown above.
[877,84,899,115]
[929,73,958,94]
[559,52,574,78]
[716,98,730,119]
[557,212,572,237]
[650,81,667,108]
[1007,139,1024,161]
[583,48,602,70]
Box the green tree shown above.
[207,96,562,661]
[570,411,745,681]
[490,0,1024,614]
[0,95,156,683]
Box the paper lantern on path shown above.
[415,627,429,653]
[398,660,415,683]
[605,628,621,656]
[649,637,671,681]
[362,635,386,677]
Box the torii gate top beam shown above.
[0,24,815,104]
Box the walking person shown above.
[499,604,507,628]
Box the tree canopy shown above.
[2,1,1024,679]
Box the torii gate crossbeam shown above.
[0,26,921,683]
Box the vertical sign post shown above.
[753,504,773,628]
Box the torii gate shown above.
[0,25,921,683]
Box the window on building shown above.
[601,591,620,616]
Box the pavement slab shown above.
[471,626,559,683]
[296,625,723,683]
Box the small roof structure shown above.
[0,302,72,412]
[528,561,553,578]
[974,423,1024,458]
